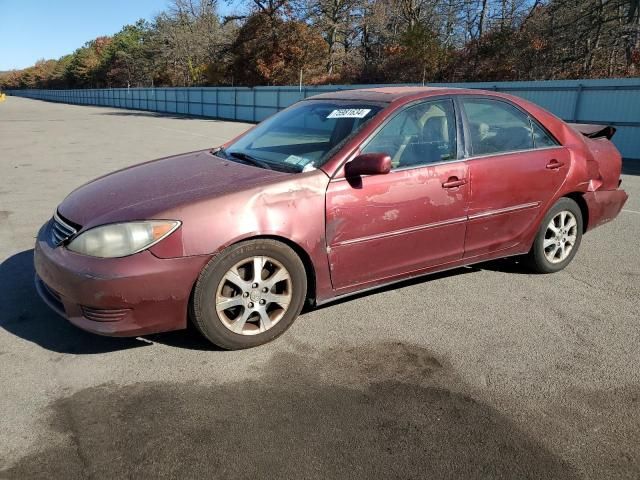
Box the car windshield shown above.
[218,100,384,172]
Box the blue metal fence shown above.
[7,78,640,159]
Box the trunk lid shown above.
[568,123,616,140]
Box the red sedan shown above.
[34,87,628,349]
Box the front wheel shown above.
[526,197,583,274]
[190,239,307,349]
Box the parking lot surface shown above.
[1,97,639,479]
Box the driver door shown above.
[325,99,469,290]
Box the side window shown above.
[462,99,534,155]
[362,100,456,169]
[532,121,558,148]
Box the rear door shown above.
[460,97,570,258]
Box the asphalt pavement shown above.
[1,96,639,479]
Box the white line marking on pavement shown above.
[622,209,640,214]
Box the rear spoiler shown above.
[568,123,616,140]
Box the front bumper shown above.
[583,189,628,231]
[34,223,210,337]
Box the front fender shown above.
[150,169,336,303]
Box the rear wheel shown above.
[190,239,307,349]
[526,197,583,273]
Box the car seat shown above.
[488,126,533,152]
[398,117,446,167]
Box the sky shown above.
[0,0,170,71]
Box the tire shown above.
[526,197,583,274]
[190,239,307,349]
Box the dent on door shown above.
[325,162,469,289]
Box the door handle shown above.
[546,159,564,169]
[442,177,467,189]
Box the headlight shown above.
[67,220,180,258]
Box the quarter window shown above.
[462,99,535,155]
[362,100,457,169]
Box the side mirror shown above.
[345,153,392,177]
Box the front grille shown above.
[50,212,79,246]
[80,306,131,322]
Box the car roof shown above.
[307,86,474,103]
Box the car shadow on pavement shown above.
[144,323,221,351]
[309,259,533,312]
[1,249,530,354]
[476,256,533,275]
[0,250,217,354]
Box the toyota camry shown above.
[34,87,628,349]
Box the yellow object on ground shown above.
[0,93,6,102]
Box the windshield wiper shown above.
[222,149,273,170]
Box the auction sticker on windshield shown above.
[283,154,308,166]
[327,109,372,119]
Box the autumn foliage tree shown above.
[378,24,447,83]
[230,13,328,85]
[1,0,638,89]
[98,21,156,87]
[66,37,113,87]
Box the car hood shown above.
[58,150,288,228]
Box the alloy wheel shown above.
[215,256,292,335]
[543,210,578,264]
